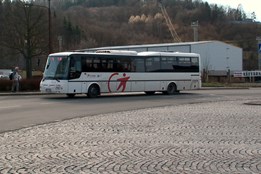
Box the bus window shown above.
[191,57,199,72]
[69,55,82,79]
[43,56,70,80]
[174,57,199,72]
[82,57,92,72]
[161,57,177,72]
[178,57,191,66]
[191,57,198,65]
[146,57,160,72]
[131,58,145,72]
[115,58,131,72]
[92,58,100,71]
[100,58,114,72]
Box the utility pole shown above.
[58,36,63,52]
[257,37,261,70]
[48,0,52,54]
[191,21,199,42]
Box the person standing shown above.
[11,67,21,92]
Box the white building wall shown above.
[191,41,242,72]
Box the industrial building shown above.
[86,41,243,77]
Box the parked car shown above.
[0,74,9,80]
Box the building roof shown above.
[83,40,239,52]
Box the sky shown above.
[203,0,261,22]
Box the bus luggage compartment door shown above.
[68,82,82,93]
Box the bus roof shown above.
[48,50,138,57]
[138,51,200,57]
[49,50,200,57]
[95,50,138,55]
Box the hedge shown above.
[0,78,41,92]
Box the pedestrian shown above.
[11,67,21,92]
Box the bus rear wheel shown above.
[163,83,177,95]
[87,84,100,98]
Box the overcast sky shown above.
[203,0,260,21]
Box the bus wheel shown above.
[87,84,100,98]
[145,91,155,95]
[67,94,75,98]
[164,83,177,95]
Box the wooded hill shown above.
[0,0,260,74]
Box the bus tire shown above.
[87,84,100,98]
[145,91,155,95]
[163,82,177,95]
[67,94,75,98]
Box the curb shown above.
[199,87,249,90]
[0,92,43,96]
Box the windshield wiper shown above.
[42,76,60,82]
[54,78,60,82]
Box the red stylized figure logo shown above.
[117,73,130,92]
[108,73,130,92]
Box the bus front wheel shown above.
[87,84,100,98]
[163,83,177,95]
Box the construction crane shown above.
[157,0,181,42]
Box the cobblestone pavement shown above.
[0,99,261,174]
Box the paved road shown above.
[0,89,261,173]
[0,91,216,133]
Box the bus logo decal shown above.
[108,73,130,92]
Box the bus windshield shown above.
[43,56,70,80]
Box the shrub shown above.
[0,80,12,91]
[0,78,42,92]
[20,78,41,91]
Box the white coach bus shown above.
[40,50,201,97]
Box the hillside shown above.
[58,0,260,70]
[0,0,260,71]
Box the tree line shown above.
[0,0,260,78]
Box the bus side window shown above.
[133,58,145,72]
[100,58,114,72]
[115,58,131,72]
[92,58,100,72]
[146,57,160,72]
[191,57,199,72]
[172,57,178,72]
[69,56,82,79]
[161,57,175,72]
[81,56,92,72]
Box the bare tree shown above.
[0,0,49,78]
